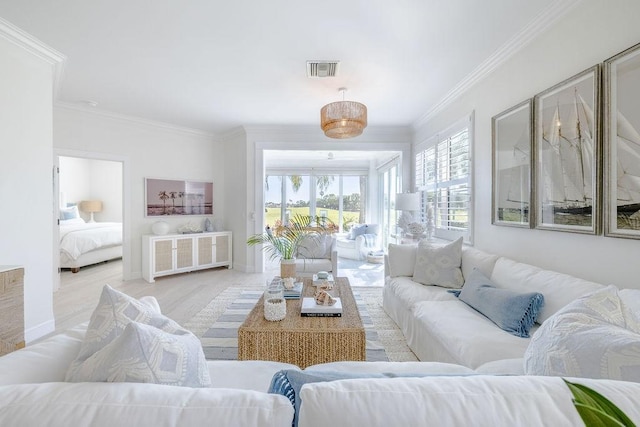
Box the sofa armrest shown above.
[384,254,390,278]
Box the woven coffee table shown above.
[237,277,365,368]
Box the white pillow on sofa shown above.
[387,244,417,277]
[66,285,187,379]
[524,285,640,382]
[66,322,211,387]
[412,237,463,288]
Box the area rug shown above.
[183,285,418,363]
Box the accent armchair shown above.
[294,234,338,277]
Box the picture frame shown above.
[145,178,213,216]
[492,99,533,228]
[603,43,640,239]
[533,65,601,234]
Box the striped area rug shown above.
[183,286,417,363]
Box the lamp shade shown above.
[320,100,367,139]
[80,200,103,213]
[395,193,420,211]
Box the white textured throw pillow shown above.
[66,322,211,387]
[524,285,640,382]
[412,237,463,288]
[66,285,187,379]
[387,244,417,277]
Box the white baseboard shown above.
[25,319,55,344]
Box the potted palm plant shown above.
[247,214,335,279]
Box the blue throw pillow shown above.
[348,224,367,240]
[456,268,544,338]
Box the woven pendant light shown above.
[320,88,367,139]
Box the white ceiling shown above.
[0,1,561,135]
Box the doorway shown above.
[55,153,125,290]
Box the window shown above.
[264,171,368,232]
[415,114,473,242]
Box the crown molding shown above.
[242,124,413,143]
[413,0,584,129]
[55,101,216,138]
[0,17,66,98]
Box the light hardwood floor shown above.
[53,260,275,334]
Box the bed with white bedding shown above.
[59,219,123,273]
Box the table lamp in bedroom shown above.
[81,200,103,223]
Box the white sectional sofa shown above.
[383,241,640,378]
[2,324,640,426]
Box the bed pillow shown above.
[524,285,640,381]
[66,322,211,387]
[66,285,186,379]
[60,205,80,220]
[456,268,544,338]
[412,237,463,288]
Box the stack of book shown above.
[300,297,342,317]
[283,282,303,299]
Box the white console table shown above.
[142,231,232,283]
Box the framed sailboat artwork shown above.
[604,43,640,239]
[492,99,533,228]
[533,65,601,234]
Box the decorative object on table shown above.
[80,200,102,223]
[282,277,296,290]
[145,178,213,216]
[247,214,335,279]
[320,87,367,139]
[316,271,329,280]
[283,281,303,300]
[151,220,170,235]
[492,99,533,228]
[533,65,601,234]
[301,296,342,317]
[317,282,333,291]
[395,192,421,238]
[603,42,640,239]
[314,289,336,306]
[178,221,202,234]
[263,282,286,322]
[312,273,334,286]
[425,204,435,240]
[204,218,213,232]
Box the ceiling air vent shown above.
[306,61,340,78]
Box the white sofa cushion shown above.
[297,376,640,427]
[66,321,211,387]
[411,300,534,368]
[386,244,417,277]
[489,257,604,324]
[297,234,332,259]
[304,361,475,375]
[460,245,499,280]
[524,286,640,382]
[0,382,294,427]
[412,237,463,288]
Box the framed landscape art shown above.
[603,43,640,239]
[533,65,601,234]
[145,178,213,216]
[492,99,533,228]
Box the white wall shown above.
[0,24,61,341]
[53,106,225,280]
[414,0,640,289]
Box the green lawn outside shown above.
[264,207,360,231]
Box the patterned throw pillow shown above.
[524,285,640,381]
[412,237,464,288]
[66,285,189,380]
[66,322,211,387]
